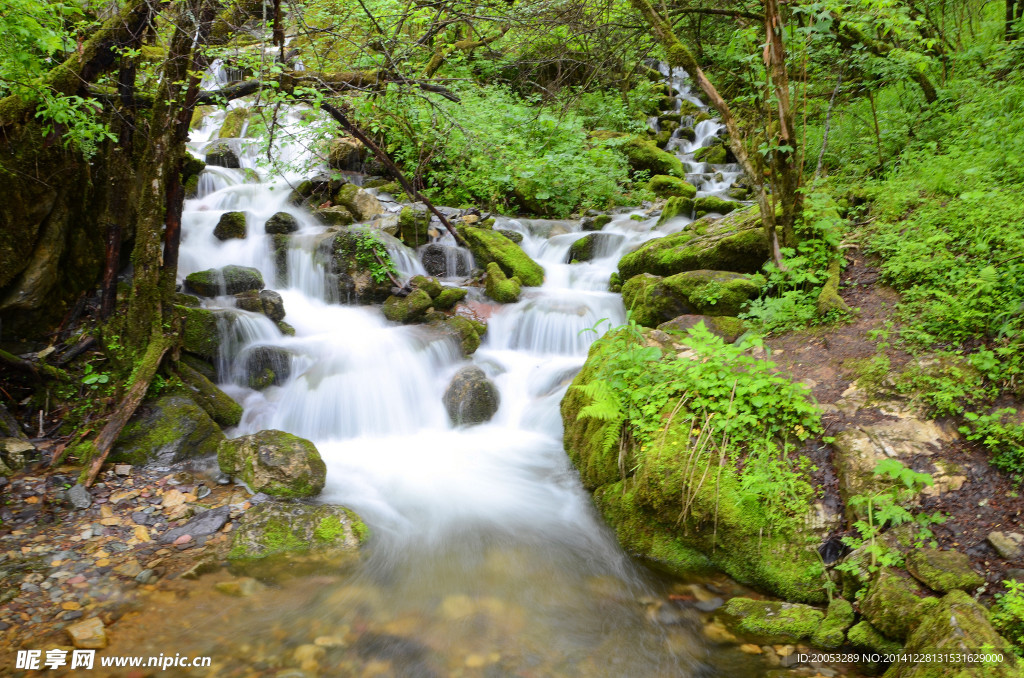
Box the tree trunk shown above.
[764,0,802,250]
[1007,0,1017,41]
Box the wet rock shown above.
[160,506,230,543]
[397,206,432,248]
[0,438,32,476]
[214,211,247,240]
[218,107,249,138]
[457,225,544,287]
[113,394,224,465]
[205,140,240,168]
[905,548,985,593]
[483,262,521,303]
[859,569,937,640]
[328,136,365,172]
[335,184,383,222]
[622,136,684,177]
[439,316,486,357]
[177,358,242,427]
[433,287,466,311]
[693,144,727,165]
[889,590,1019,677]
[227,501,367,579]
[657,315,746,343]
[218,430,326,498]
[259,289,286,322]
[987,531,1024,560]
[497,229,523,244]
[369,212,400,235]
[314,205,354,226]
[622,270,763,327]
[383,289,433,324]
[214,576,265,597]
[265,211,299,234]
[443,366,500,426]
[717,598,824,644]
[421,243,470,277]
[243,345,292,390]
[846,620,901,654]
[66,617,107,649]
[811,598,854,649]
[620,204,768,280]
[234,289,262,312]
[693,195,738,218]
[68,484,92,510]
[648,175,697,199]
[317,229,393,304]
[186,265,265,297]
[581,214,612,231]
[567,233,624,263]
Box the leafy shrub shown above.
[992,580,1024,656]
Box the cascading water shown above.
[111,66,785,677]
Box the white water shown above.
[167,64,768,676]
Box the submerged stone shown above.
[218,430,326,499]
[213,211,247,240]
[443,366,500,426]
[243,346,292,390]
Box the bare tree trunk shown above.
[764,0,802,250]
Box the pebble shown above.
[68,484,92,510]
[66,617,107,649]
[739,644,762,654]
[135,569,157,584]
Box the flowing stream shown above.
[110,67,790,677]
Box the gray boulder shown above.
[443,367,500,426]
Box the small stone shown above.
[67,617,107,649]
[110,489,139,505]
[135,569,156,584]
[68,484,92,510]
[464,654,487,668]
[161,489,190,507]
[987,531,1024,561]
[704,622,738,644]
[99,517,120,527]
[99,505,114,518]
[739,644,762,654]
[173,534,193,546]
[114,464,132,476]
[313,635,346,648]
[134,525,151,542]
[115,560,143,578]
[214,577,264,597]
[63,611,83,621]
[61,602,81,611]
[95,558,111,567]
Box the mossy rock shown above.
[654,130,672,148]
[259,289,286,322]
[621,270,763,327]
[497,229,523,244]
[218,430,325,499]
[334,183,384,222]
[847,621,902,654]
[176,361,242,427]
[648,175,697,199]
[484,262,522,303]
[584,214,613,231]
[656,196,694,226]
[717,598,824,644]
[440,315,485,356]
[567,233,624,263]
[622,136,684,178]
[443,366,500,426]
[382,289,433,323]
[314,205,354,226]
[176,305,232,360]
[190,105,213,130]
[315,228,393,304]
[677,127,696,142]
[693,145,727,165]
[185,265,264,297]
[619,204,769,280]
[234,289,262,312]
[860,569,939,641]
[264,212,299,235]
[227,502,367,580]
[205,140,240,168]
[433,287,466,310]
[457,225,544,287]
[398,206,432,248]
[658,113,683,125]
[328,137,365,172]
[693,195,738,218]
[811,598,855,649]
[657,315,747,343]
[181,152,206,198]
[409,275,443,299]
[214,211,247,240]
[113,395,225,466]
[905,549,985,593]
[243,346,292,390]
[218,107,249,138]
[885,590,1022,677]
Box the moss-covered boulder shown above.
[860,569,938,641]
[433,287,466,310]
[439,315,485,356]
[182,153,206,198]
[811,598,855,649]
[328,137,365,172]
[177,305,232,360]
[716,598,825,644]
[218,107,249,138]
[621,270,762,327]
[622,136,684,177]
[176,361,242,427]
[693,144,727,165]
[234,289,262,312]
[484,262,522,303]
[213,211,247,240]
[443,366,500,426]
[258,289,285,322]
[847,621,902,654]
[264,212,299,235]
[205,140,240,168]
[905,549,985,593]
[243,346,292,390]
[620,205,769,281]
[113,395,225,466]
[581,214,613,231]
[458,225,544,287]
[657,315,747,343]
[227,502,367,580]
[886,590,1022,678]
[314,205,355,226]
[315,229,393,304]
[656,196,695,226]
[398,206,432,248]
[382,289,433,323]
[693,195,738,218]
[561,332,825,603]
[185,265,264,297]
[334,184,383,222]
[218,430,326,499]
[648,175,697,199]
[567,233,624,263]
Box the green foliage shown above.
[352,232,397,284]
[837,459,944,575]
[81,362,109,390]
[962,409,1024,478]
[991,580,1024,656]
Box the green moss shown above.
[347,510,370,543]
[398,206,432,247]
[817,258,850,316]
[847,621,902,654]
[622,136,684,177]
[811,598,855,649]
[593,214,613,230]
[457,225,545,287]
[693,195,738,218]
[648,175,697,199]
[717,597,825,643]
[382,289,433,323]
[620,204,768,280]
[621,270,763,327]
[185,265,264,297]
[314,515,345,543]
[113,394,224,466]
[484,262,522,303]
[410,275,443,298]
[860,569,939,640]
[442,315,483,356]
[176,305,227,360]
[218,107,249,138]
[213,211,247,240]
[176,361,242,427]
[693,145,727,165]
[433,287,467,310]
[905,549,985,593]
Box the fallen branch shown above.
[0,348,69,381]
